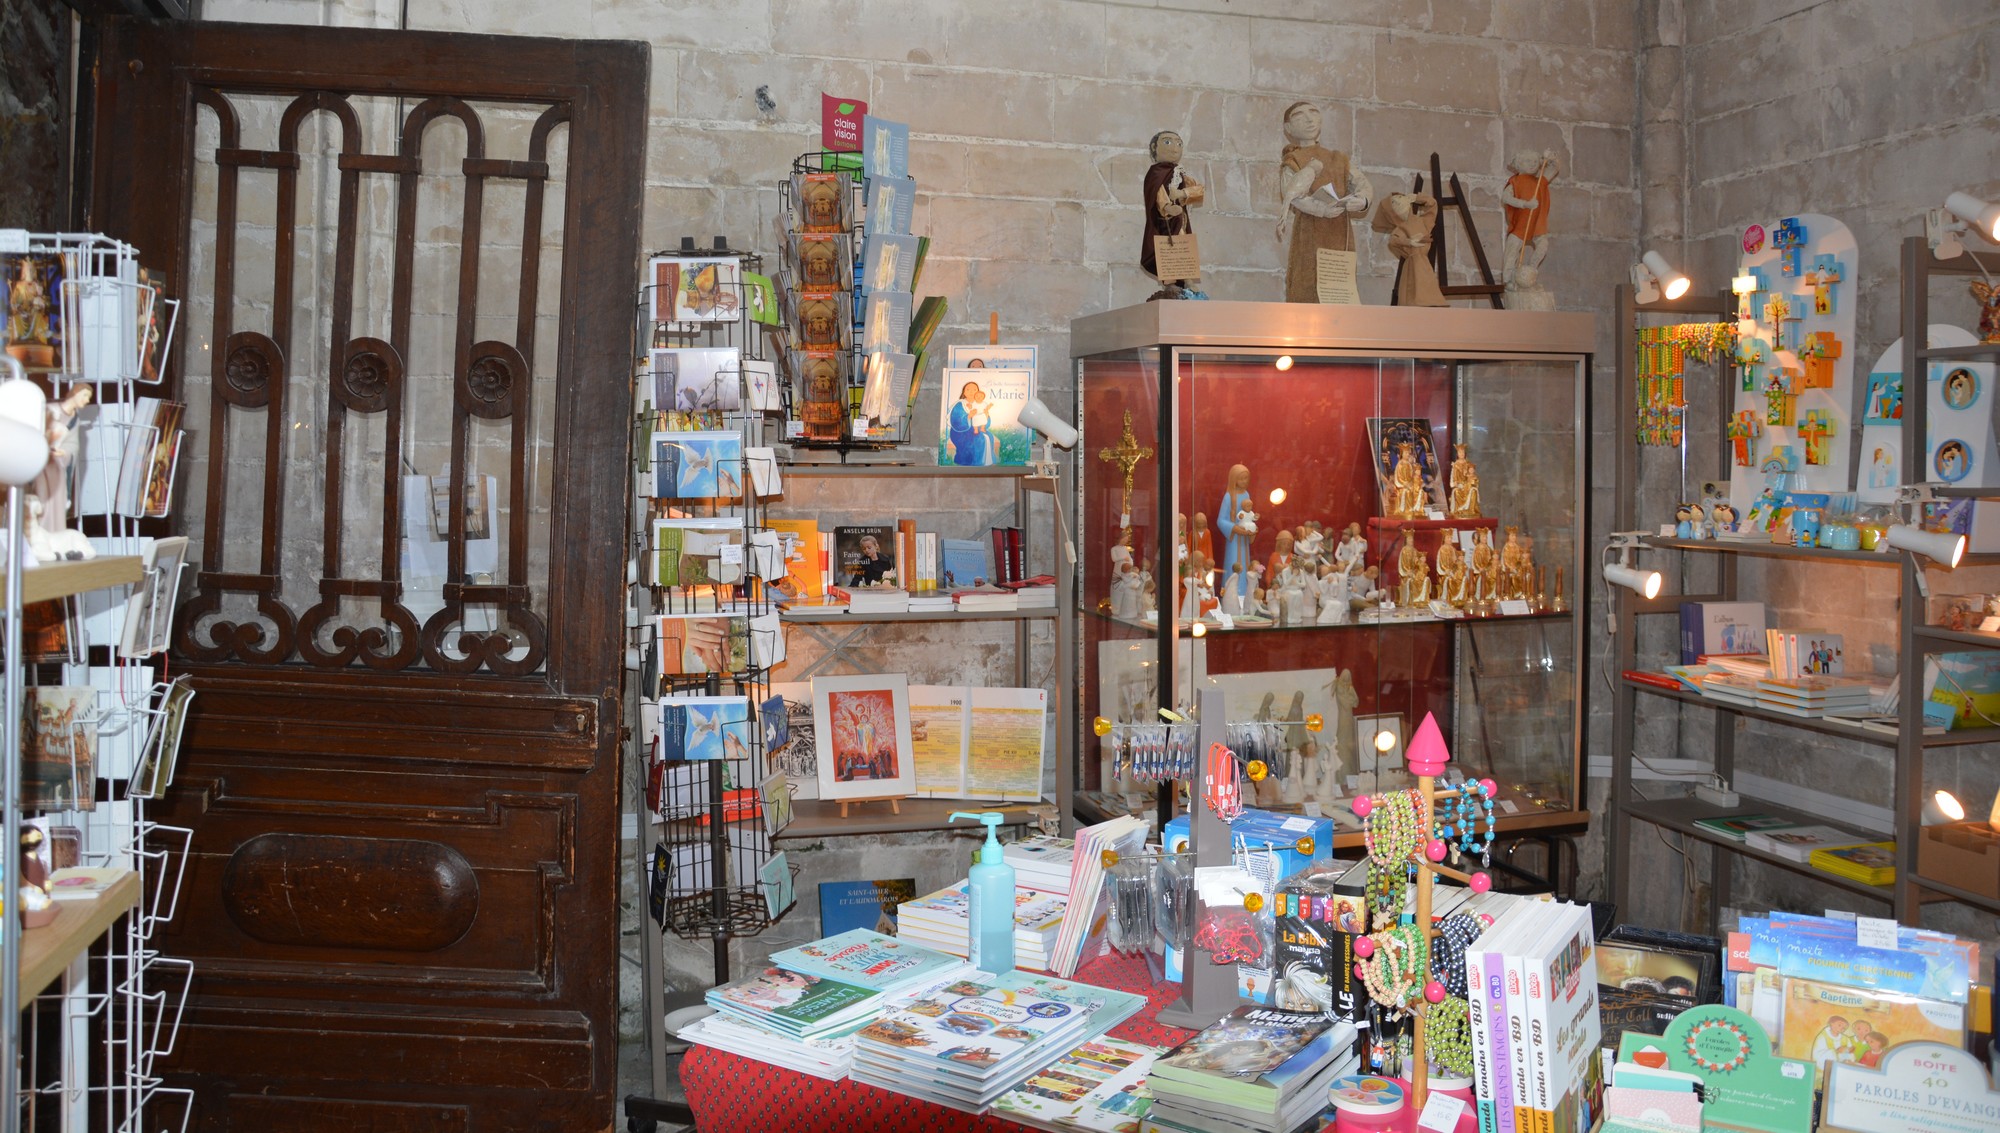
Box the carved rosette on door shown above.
[174,87,565,676]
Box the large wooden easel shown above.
[1391,152,1504,308]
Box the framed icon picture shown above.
[811,674,914,802]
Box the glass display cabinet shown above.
[1070,301,1594,848]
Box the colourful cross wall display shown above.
[1728,212,1858,509]
[1634,322,1735,447]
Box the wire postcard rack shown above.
[3,228,195,1133]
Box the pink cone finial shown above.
[1405,712,1451,777]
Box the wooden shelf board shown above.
[5,556,144,606]
[1622,678,1899,746]
[1909,871,2000,915]
[1623,795,1893,902]
[1914,624,2000,649]
[775,796,1042,839]
[1085,608,1570,636]
[19,871,141,1000]
[780,607,1057,624]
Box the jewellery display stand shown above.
[1153,687,1240,1032]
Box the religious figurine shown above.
[1218,464,1256,593]
[1315,565,1351,625]
[1469,528,1500,612]
[1110,554,1145,620]
[1141,130,1205,300]
[1388,442,1429,519]
[27,385,95,559]
[1179,552,1206,621]
[1275,563,1309,628]
[1190,511,1214,563]
[1435,539,1469,610]
[1175,512,1189,564]
[1973,280,2000,345]
[1499,149,1559,310]
[1293,523,1326,570]
[1499,526,1534,602]
[1335,522,1367,576]
[1711,502,1739,537]
[1447,443,1481,519]
[1356,565,1388,608]
[1396,541,1432,607]
[1371,192,1447,307]
[1276,101,1372,304]
[6,257,56,368]
[1267,528,1295,583]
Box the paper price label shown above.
[1855,916,1899,951]
[1417,1092,1468,1133]
[1498,599,1532,616]
[719,544,745,565]
[0,229,28,254]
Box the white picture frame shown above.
[811,674,914,802]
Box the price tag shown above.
[785,420,805,439]
[1660,524,1677,537]
[1214,612,1234,630]
[1825,909,1858,922]
[1417,1092,1468,1133]
[1498,599,1532,616]
[852,419,870,438]
[1981,615,2000,633]
[1425,509,1446,521]
[1498,799,1519,814]
[1303,801,1324,818]
[0,229,28,254]
[1281,816,1315,833]
[719,543,745,565]
[1855,917,1899,951]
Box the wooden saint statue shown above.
[1277,102,1371,303]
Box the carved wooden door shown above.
[88,19,645,1131]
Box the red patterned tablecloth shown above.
[681,951,1194,1133]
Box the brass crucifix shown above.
[1097,410,1153,547]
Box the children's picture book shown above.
[648,255,742,323]
[1862,372,1902,424]
[1152,1006,1330,1082]
[946,344,1038,371]
[650,347,743,412]
[866,175,916,235]
[24,686,96,812]
[656,614,750,678]
[658,695,753,762]
[856,972,1088,1073]
[940,537,991,589]
[859,290,913,356]
[708,966,879,1036]
[1809,842,1898,885]
[1775,975,1964,1068]
[1365,417,1446,516]
[862,115,909,179]
[811,674,915,801]
[862,233,920,295]
[766,682,820,799]
[760,851,795,920]
[650,430,743,500]
[652,517,746,588]
[818,878,919,937]
[834,524,899,587]
[991,1037,1161,1130]
[938,365,1035,467]
[771,928,968,995]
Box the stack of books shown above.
[1690,812,1801,843]
[953,585,1019,612]
[908,592,957,613]
[1145,1008,1358,1133]
[836,586,912,614]
[1002,834,1075,896]
[1463,899,1601,1133]
[679,1011,856,1081]
[1809,841,1898,884]
[896,882,1067,972]
[700,929,972,1056]
[1755,675,1875,718]
[850,970,1103,1112]
[1049,815,1149,977]
[1005,574,1058,609]
[770,929,972,997]
[1742,824,1874,862]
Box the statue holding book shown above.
[1276,102,1372,303]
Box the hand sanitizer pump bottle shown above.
[949,811,1016,974]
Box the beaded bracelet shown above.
[1436,777,1497,867]
[1428,912,1482,999]
[1426,995,1475,1078]
[1354,921,1430,1014]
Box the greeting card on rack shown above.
[651,347,743,413]
[862,116,909,180]
[867,176,916,235]
[648,256,742,323]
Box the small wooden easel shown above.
[836,796,903,819]
[1394,152,1504,308]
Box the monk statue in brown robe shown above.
[1371,191,1448,307]
[1276,102,1372,303]
[1141,130,1205,300]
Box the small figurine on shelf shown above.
[1674,502,1700,540]
[27,385,96,561]
[1499,526,1534,602]
[1357,564,1389,608]
[1447,443,1481,519]
[1141,130,1206,301]
[1711,501,1740,537]
[1109,549,1146,620]
[1274,563,1308,627]
[1190,510,1214,564]
[1469,528,1500,613]
[1335,522,1368,575]
[1435,538,1469,611]
[1371,192,1448,307]
[1397,542,1432,608]
[1179,552,1206,621]
[1293,523,1326,570]
[1499,149,1559,310]
[1218,464,1257,593]
[1388,442,1429,519]
[1316,565,1352,624]
[1267,528,1295,583]
[1276,101,1372,304]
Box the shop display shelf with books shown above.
[1909,869,2000,916]
[782,604,1058,624]
[775,797,1039,841]
[1646,534,2000,569]
[1619,675,1900,746]
[1072,301,1593,838]
[1621,795,1893,903]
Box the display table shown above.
[679,951,1195,1133]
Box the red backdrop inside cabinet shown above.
[1078,353,1457,791]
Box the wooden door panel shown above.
[89,18,644,1130]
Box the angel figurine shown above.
[1276,102,1372,304]
[1388,442,1429,519]
[1396,542,1432,608]
[1448,443,1481,519]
